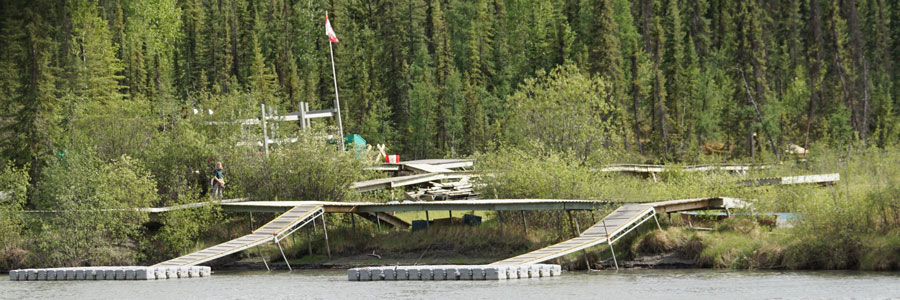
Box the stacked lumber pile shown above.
[404,176,480,201]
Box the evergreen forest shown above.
[3,0,900,269]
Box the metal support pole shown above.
[326,11,345,152]
[497,211,503,231]
[299,102,306,131]
[602,220,618,270]
[322,214,331,258]
[351,213,357,232]
[261,104,269,156]
[608,242,618,271]
[448,210,452,222]
[276,240,292,271]
[256,246,270,271]
[521,211,527,234]
[653,212,662,231]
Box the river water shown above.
[3,269,900,299]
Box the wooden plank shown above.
[403,163,455,174]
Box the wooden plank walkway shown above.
[154,204,323,267]
[739,173,839,186]
[597,163,772,173]
[221,199,605,213]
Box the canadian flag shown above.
[325,15,339,43]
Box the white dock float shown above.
[8,266,211,281]
[347,264,561,281]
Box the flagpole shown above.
[326,11,345,152]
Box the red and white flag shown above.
[325,15,339,43]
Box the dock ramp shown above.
[493,198,739,265]
[493,204,656,265]
[154,204,323,266]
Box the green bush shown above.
[29,153,157,267]
[143,192,224,262]
[0,163,29,270]
[226,130,373,202]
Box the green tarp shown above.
[344,134,366,158]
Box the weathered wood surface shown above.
[738,173,840,186]
[221,199,607,213]
[597,163,772,173]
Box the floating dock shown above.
[8,266,210,281]
[347,264,561,281]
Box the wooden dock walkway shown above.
[739,173,840,186]
[597,163,772,174]
[154,204,324,267]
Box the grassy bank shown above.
[471,145,900,271]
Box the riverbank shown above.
[215,212,900,272]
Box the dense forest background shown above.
[5,0,900,166]
[2,0,900,269]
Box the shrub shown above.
[29,153,157,266]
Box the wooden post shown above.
[556,211,565,237]
[566,210,577,237]
[249,212,254,232]
[351,213,357,232]
[376,213,382,231]
[571,211,590,271]
[306,227,312,256]
[322,214,331,258]
[521,211,527,234]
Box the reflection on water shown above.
[3,269,899,299]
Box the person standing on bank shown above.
[211,162,225,199]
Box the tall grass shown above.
[474,144,900,270]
